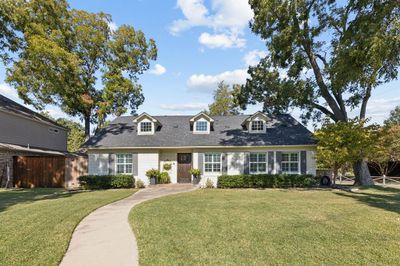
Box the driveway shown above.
[60,184,196,266]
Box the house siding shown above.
[0,111,67,152]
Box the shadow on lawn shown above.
[334,186,400,215]
[0,188,77,212]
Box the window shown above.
[281,152,299,174]
[250,153,267,173]
[195,121,208,132]
[251,120,264,132]
[116,154,133,174]
[204,153,221,173]
[140,122,152,132]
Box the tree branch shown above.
[311,102,337,122]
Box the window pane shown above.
[213,154,221,162]
[126,164,133,173]
[140,122,152,132]
[282,153,289,161]
[250,163,257,172]
[290,163,298,172]
[258,163,266,172]
[250,153,257,162]
[117,165,124,174]
[196,121,208,131]
[282,162,290,172]
[205,154,212,162]
[251,121,264,131]
[258,154,266,162]
[290,153,298,161]
[205,163,212,172]
[213,163,221,172]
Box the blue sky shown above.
[0,0,399,130]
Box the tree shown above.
[41,112,85,152]
[235,1,400,185]
[208,81,240,116]
[315,120,378,185]
[369,125,400,177]
[2,0,157,139]
[384,106,400,126]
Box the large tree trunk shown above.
[84,116,90,140]
[353,159,374,186]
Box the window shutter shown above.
[243,152,250,174]
[268,152,274,174]
[132,153,138,176]
[198,153,204,174]
[276,151,282,174]
[222,153,228,175]
[108,154,115,175]
[301,151,307,174]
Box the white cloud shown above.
[108,21,118,32]
[0,83,18,100]
[187,69,248,92]
[159,102,208,111]
[243,49,267,66]
[199,32,245,49]
[149,64,167,75]
[170,0,253,49]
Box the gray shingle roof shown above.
[84,114,316,148]
[0,94,66,129]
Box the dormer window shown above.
[140,122,152,132]
[251,121,264,132]
[195,121,208,132]
[190,112,214,134]
[133,112,161,135]
[242,111,268,134]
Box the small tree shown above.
[369,125,400,177]
[315,120,377,185]
[208,81,240,116]
[384,106,400,126]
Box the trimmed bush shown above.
[78,175,135,189]
[158,172,171,184]
[217,174,317,189]
[136,179,146,189]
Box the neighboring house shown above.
[84,111,317,187]
[0,94,68,187]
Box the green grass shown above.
[0,188,135,266]
[130,187,400,266]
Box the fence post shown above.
[383,175,386,186]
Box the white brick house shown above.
[84,112,317,187]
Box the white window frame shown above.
[195,121,208,132]
[194,118,210,134]
[249,119,266,133]
[115,154,133,174]
[249,152,268,174]
[281,152,300,175]
[204,153,221,173]
[138,121,154,135]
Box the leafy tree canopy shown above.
[236,0,400,123]
[208,81,241,116]
[1,0,157,138]
[384,106,400,126]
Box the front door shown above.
[177,153,192,183]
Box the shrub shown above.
[158,172,171,184]
[111,175,135,188]
[136,179,146,189]
[78,175,135,189]
[189,168,201,178]
[205,178,214,188]
[217,174,317,189]
[146,169,160,179]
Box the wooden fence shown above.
[13,155,87,188]
[334,175,400,186]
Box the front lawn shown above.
[0,188,135,266]
[130,187,400,265]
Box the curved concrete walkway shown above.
[60,184,196,266]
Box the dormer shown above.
[242,111,269,134]
[133,112,161,135]
[190,112,214,134]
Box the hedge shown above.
[217,174,317,188]
[78,175,135,189]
